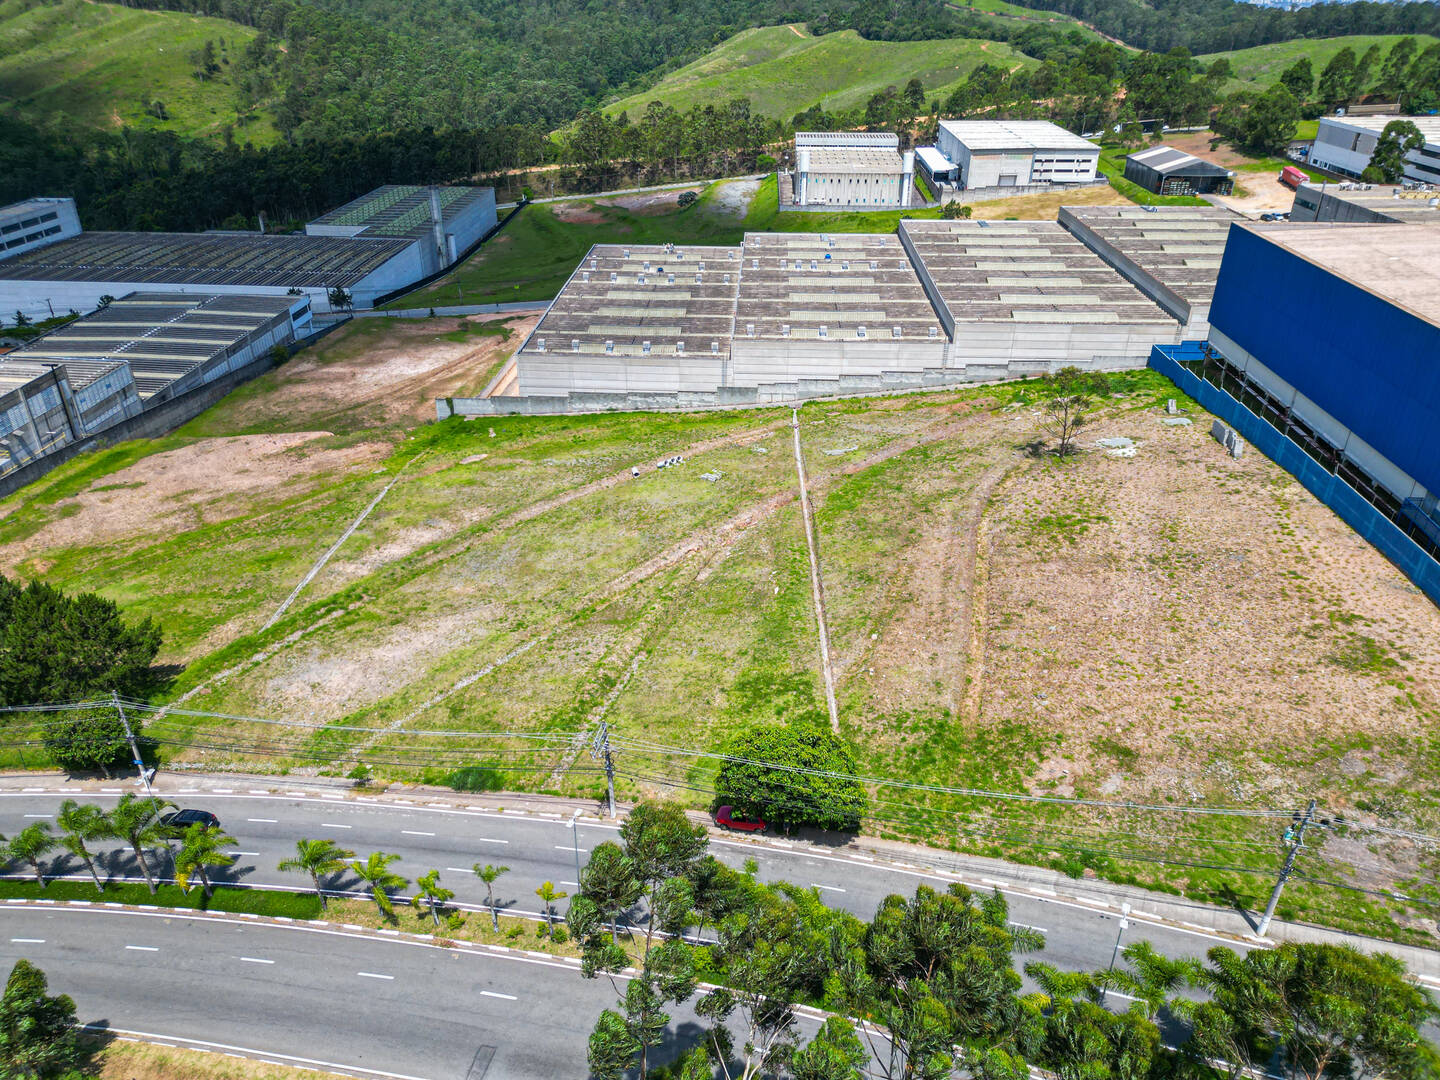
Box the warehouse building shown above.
[11,292,309,406]
[0,198,81,259]
[1150,221,1440,605]
[0,185,497,321]
[899,219,1179,376]
[519,244,741,396]
[1308,115,1440,184]
[729,232,946,391]
[1058,204,1240,338]
[0,358,138,479]
[786,133,915,208]
[1122,146,1235,196]
[306,185,497,278]
[1289,181,1440,224]
[920,120,1100,191]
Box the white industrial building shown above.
[1309,115,1440,184]
[0,185,497,321]
[918,120,1100,191]
[0,291,308,484]
[786,132,916,208]
[473,215,1188,413]
[1,198,81,259]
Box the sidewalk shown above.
[4,769,1435,980]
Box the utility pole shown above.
[591,721,616,819]
[1099,902,1131,1005]
[112,691,154,798]
[1257,799,1317,937]
[567,808,584,885]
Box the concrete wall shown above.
[517,350,729,396]
[729,338,947,385]
[797,170,908,206]
[949,320,1178,370]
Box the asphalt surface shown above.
[0,789,1252,981]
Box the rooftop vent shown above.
[781,324,791,337]
[928,326,938,338]
[891,325,901,339]
[605,340,615,354]
[746,323,755,337]
[571,339,580,351]
[710,340,719,354]
[676,340,685,354]
[536,337,546,351]
[610,272,618,282]
[818,325,828,338]
[857,325,867,339]
[642,340,652,354]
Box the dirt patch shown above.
[711,177,762,215]
[212,315,538,432]
[967,184,1131,220]
[0,433,388,571]
[604,187,705,213]
[552,202,607,224]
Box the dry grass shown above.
[91,1039,351,1080]
[966,184,1132,220]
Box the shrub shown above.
[43,709,139,777]
[714,721,867,832]
[676,190,698,209]
[446,764,508,792]
[550,925,569,944]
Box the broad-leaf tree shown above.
[42,709,135,777]
[1364,120,1425,183]
[0,960,80,1078]
[351,852,407,920]
[278,838,355,910]
[104,793,173,895]
[472,863,509,931]
[714,722,867,832]
[1037,367,1110,459]
[619,801,707,959]
[56,800,108,892]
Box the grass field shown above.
[0,0,277,144]
[1199,34,1439,93]
[3,317,1438,943]
[603,25,1036,121]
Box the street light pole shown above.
[567,808,583,886]
[1100,902,1131,1005]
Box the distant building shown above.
[1309,115,1440,184]
[306,184,498,278]
[1123,146,1235,196]
[0,198,81,260]
[787,132,915,208]
[1150,221,1440,605]
[919,120,1100,191]
[1290,181,1440,224]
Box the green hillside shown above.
[0,0,278,145]
[603,25,1036,121]
[1199,33,1439,92]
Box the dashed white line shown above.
[227,851,259,857]
[445,868,475,874]
[21,787,44,793]
[10,938,45,944]
[401,831,435,837]
[810,883,846,893]
[247,818,278,824]
[237,957,275,965]
[322,823,352,830]
[560,881,579,888]
[476,837,509,845]
[125,945,159,952]
[213,788,234,794]
[479,990,517,1001]
[1010,922,1050,934]
[554,845,586,853]
[22,814,51,819]
[356,971,394,981]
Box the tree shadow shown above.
[1016,437,1048,459]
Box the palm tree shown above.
[535,881,567,938]
[278,839,355,910]
[105,793,173,895]
[5,824,56,887]
[351,852,407,920]
[473,863,509,932]
[414,870,454,927]
[174,824,236,899]
[1095,940,1202,1018]
[57,800,109,892]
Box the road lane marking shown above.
[322,823,352,829]
[554,845,586,853]
[228,851,259,857]
[476,838,508,844]
[237,957,275,965]
[810,883,846,893]
[479,990,517,1000]
[125,945,159,952]
[445,868,475,874]
[246,818,278,824]
[21,787,44,792]
[1010,922,1050,934]
[22,814,51,819]
[560,881,579,887]
[213,788,234,793]
[356,971,394,980]
[401,831,435,837]
[10,938,45,944]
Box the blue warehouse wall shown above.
[1208,225,1440,497]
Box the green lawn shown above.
[1199,34,1439,94]
[603,25,1036,121]
[0,0,278,145]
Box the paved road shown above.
[0,904,772,1080]
[0,790,1257,985]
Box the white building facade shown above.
[1310,115,1440,184]
[926,120,1100,190]
[0,198,81,260]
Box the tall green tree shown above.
[791,1017,870,1080]
[1363,119,1424,183]
[472,863,509,931]
[1278,57,1314,101]
[104,793,173,895]
[278,838,355,910]
[618,801,707,959]
[42,708,135,777]
[0,578,161,706]
[1317,47,1359,106]
[1377,38,1419,99]
[4,824,56,888]
[714,722,867,832]
[0,960,80,1078]
[414,870,454,927]
[535,881,567,938]
[174,823,236,898]
[56,800,108,892]
[578,841,642,944]
[351,852,407,919]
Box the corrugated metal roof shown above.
[938,120,1099,153]
[1126,146,1233,178]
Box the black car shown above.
[159,808,221,836]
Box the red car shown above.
[715,805,766,833]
